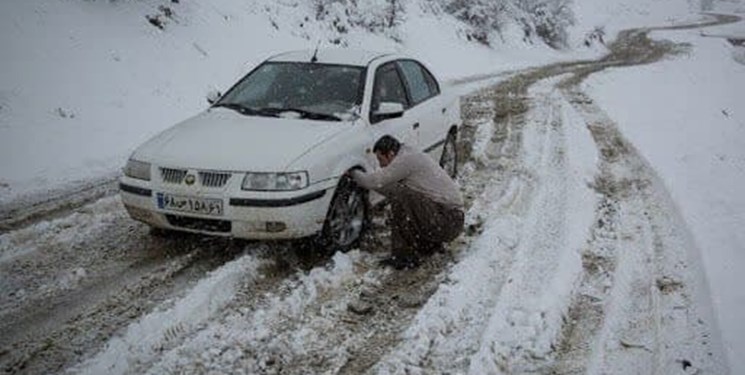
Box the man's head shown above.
[373,135,401,167]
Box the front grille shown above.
[199,171,231,188]
[165,214,231,233]
[161,167,187,184]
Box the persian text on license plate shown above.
[156,193,223,216]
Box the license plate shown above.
[156,193,223,216]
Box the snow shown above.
[571,0,701,46]
[142,251,374,374]
[582,18,745,373]
[2,0,745,373]
[73,252,264,375]
[466,81,596,374]
[0,196,125,263]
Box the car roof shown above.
[267,49,395,67]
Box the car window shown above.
[217,62,366,119]
[371,63,409,113]
[421,65,440,97]
[397,60,437,105]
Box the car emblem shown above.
[184,174,196,185]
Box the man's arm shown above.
[349,155,411,191]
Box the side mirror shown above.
[206,90,222,105]
[371,102,405,123]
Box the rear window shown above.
[397,60,440,105]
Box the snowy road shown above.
[0,13,738,375]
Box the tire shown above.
[439,130,458,178]
[320,176,368,253]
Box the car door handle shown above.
[412,123,420,129]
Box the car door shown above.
[367,61,417,149]
[396,59,446,158]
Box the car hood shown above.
[133,108,349,171]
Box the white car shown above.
[120,49,461,250]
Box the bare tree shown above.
[312,0,404,32]
[514,0,575,48]
[311,0,575,49]
[385,0,405,28]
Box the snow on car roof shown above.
[268,49,393,67]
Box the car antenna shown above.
[311,41,321,63]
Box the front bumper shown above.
[119,176,336,239]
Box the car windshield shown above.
[216,62,366,121]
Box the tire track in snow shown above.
[2,244,211,374]
[62,236,341,375]
[545,15,739,374]
[551,88,726,374]
[139,250,379,374]
[463,81,595,374]
[130,219,460,374]
[549,92,627,374]
[71,251,266,375]
[0,196,264,375]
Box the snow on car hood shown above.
[133,108,349,172]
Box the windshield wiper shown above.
[214,103,342,121]
[260,107,342,121]
[212,102,253,114]
[212,103,277,117]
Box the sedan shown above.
[120,49,461,251]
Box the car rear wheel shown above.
[439,131,458,178]
[320,176,368,253]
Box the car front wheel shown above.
[320,176,368,253]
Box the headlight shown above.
[241,171,308,191]
[123,159,151,181]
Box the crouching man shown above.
[349,135,464,269]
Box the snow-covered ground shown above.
[2,0,744,374]
[583,19,745,372]
[572,0,703,43]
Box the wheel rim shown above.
[328,188,365,247]
[441,136,457,178]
